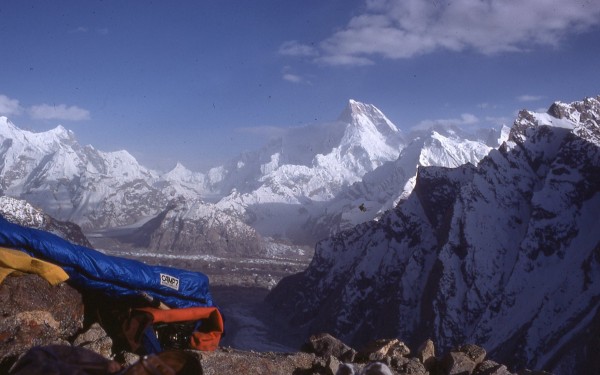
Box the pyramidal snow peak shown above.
[334,99,403,171]
[267,95,600,373]
[0,99,502,250]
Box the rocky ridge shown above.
[267,96,600,374]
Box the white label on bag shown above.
[160,273,180,290]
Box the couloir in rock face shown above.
[267,96,600,374]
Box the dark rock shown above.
[457,344,486,364]
[326,355,341,375]
[473,359,513,375]
[72,322,113,359]
[0,274,84,370]
[120,351,141,367]
[312,354,342,375]
[392,357,428,375]
[417,339,437,372]
[8,344,120,375]
[336,363,357,375]
[305,333,357,362]
[442,351,478,375]
[193,348,315,375]
[357,338,410,362]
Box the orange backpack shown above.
[123,306,224,353]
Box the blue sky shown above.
[0,0,599,171]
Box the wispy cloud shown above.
[283,0,600,66]
[281,66,310,84]
[69,26,108,35]
[29,104,91,121]
[412,113,479,131]
[517,94,544,102]
[0,94,23,116]
[70,26,89,33]
[283,73,303,83]
[278,40,318,57]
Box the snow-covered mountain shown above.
[208,99,405,198]
[305,125,506,239]
[0,99,501,253]
[210,100,499,244]
[0,116,170,229]
[267,96,600,374]
[114,197,264,257]
[0,195,91,247]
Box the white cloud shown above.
[29,104,90,121]
[283,73,302,83]
[70,26,89,33]
[281,66,311,84]
[299,0,600,66]
[278,40,318,57]
[517,94,544,102]
[0,94,22,116]
[413,113,479,131]
[315,54,374,66]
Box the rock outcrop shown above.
[0,274,84,372]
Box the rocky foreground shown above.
[0,273,552,375]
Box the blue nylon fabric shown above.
[0,217,213,308]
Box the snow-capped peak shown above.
[0,116,23,137]
[164,162,199,181]
[0,116,13,127]
[510,96,600,145]
[338,99,399,135]
[47,124,72,138]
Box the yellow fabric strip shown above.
[0,247,69,286]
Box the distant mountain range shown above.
[3,94,598,373]
[0,99,502,254]
[267,95,600,373]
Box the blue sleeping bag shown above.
[0,216,213,308]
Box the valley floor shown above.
[211,285,306,352]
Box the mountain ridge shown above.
[267,95,600,374]
[0,100,502,252]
